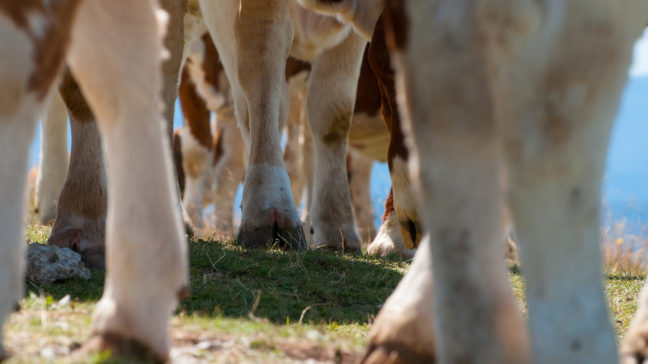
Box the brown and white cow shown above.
[334,1,647,364]
[0,0,187,361]
[29,0,190,269]
[176,29,246,236]
[194,0,372,251]
[176,39,383,244]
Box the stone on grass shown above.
[25,243,91,284]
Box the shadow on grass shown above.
[26,239,409,326]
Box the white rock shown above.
[25,244,91,283]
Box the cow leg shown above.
[35,92,69,224]
[0,2,74,355]
[367,189,414,258]
[46,70,107,269]
[300,117,315,245]
[284,72,308,207]
[178,66,212,230]
[382,1,529,363]
[159,0,186,140]
[159,0,195,235]
[230,0,306,250]
[367,15,422,252]
[0,102,40,362]
[67,0,188,360]
[362,238,435,363]
[211,113,246,237]
[348,152,376,243]
[306,31,366,251]
[500,3,644,363]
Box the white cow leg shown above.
[501,3,644,363]
[306,31,366,251]
[67,0,188,360]
[178,66,213,231]
[0,105,39,361]
[233,0,306,250]
[35,92,69,224]
[388,2,529,362]
[348,152,376,243]
[180,127,210,230]
[47,70,107,269]
[211,118,246,237]
[300,121,315,246]
[0,9,68,358]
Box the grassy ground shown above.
[4,223,646,363]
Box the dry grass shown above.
[602,219,648,276]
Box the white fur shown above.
[390,156,420,248]
[0,18,40,358]
[210,114,245,236]
[26,12,48,40]
[367,210,415,258]
[372,1,648,363]
[36,92,69,224]
[240,163,300,223]
[67,0,188,357]
[347,152,376,242]
[198,0,249,147]
[305,29,366,249]
[180,127,211,229]
[289,2,352,61]
[347,112,389,162]
[298,0,383,41]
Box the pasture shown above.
[4,221,645,363]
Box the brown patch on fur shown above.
[212,126,224,166]
[354,47,381,117]
[285,57,311,81]
[322,106,352,146]
[0,0,83,100]
[179,62,213,149]
[201,33,225,93]
[383,0,409,50]
[172,129,186,196]
[368,15,409,170]
[382,188,395,221]
[58,68,95,123]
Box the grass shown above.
[4,222,647,362]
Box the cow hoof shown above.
[47,226,105,269]
[77,332,165,364]
[621,328,648,364]
[310,224,361,252]
[237,223,307,251]
[362,309,436,364]
[367,212,415,258]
